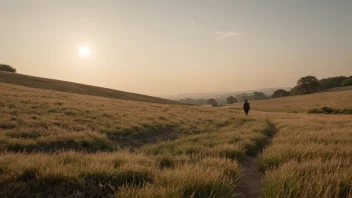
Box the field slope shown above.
[0,71,179,104]
[1,79,352,197]
[232,89,352,113]
[0,82,275,197]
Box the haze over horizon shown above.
[1,0,351,96]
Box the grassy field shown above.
[258,112,352,197]
[0,71,179,104]
[1,81,352,197]
[231,90,352,113]
[0,82,274,197]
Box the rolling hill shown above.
[231,89,352,113]
[0,78,351,197]
[0,71,179,104]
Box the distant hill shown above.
[0,71,179,105]
[162,87,291,100]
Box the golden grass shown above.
[0,72,179,104]
[0,82,275,197]
[2,79,352,197]
[257,112,352,198]
[0,82,240,152]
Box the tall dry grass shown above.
[0,82,275,197]
[260,113,352,198]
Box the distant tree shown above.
[236,93,248,102]
[206,98,218,106]
[253,91,268,100]
[226,96,238,104]
[292,75,320,95]
[272,89,290,98]
[235,92,269,101]
[0,64,16,73]
[319,76,347,90]
[341,77,352,87]
[179,98,207,105]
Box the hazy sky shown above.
[1,0,351,96]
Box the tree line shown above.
[272,75,352,98]
[0,64,16,73]
[180,74,352,106]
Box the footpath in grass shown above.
[0,118,274,197]
[235,120,276,198]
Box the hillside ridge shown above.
[0,71,179,104]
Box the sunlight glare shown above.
[79,46,91,57]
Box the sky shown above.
[1,0,351,96]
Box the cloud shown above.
[215,31,243,40]
[189,20,197,25]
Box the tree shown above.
[0,64,16,73]
[226,96,238,104]
[206,98,218,106]
[179,98,207,105]
[235,92,269,101]
[319,76,347,90]
[253,91,269,100]
[341,77,352,87]
[272,89,290,98]
[292,75,320,95]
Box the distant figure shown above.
[243,100,250,116]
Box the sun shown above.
[79,46,91,57]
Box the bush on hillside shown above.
[341,78,352,87]
[307,106,352,115]
[206,98,218,106]
[226,96,238,104]
[319,76,347,91]
[272,89,290,98]
[0,64,16,73]
[236,92,269,101]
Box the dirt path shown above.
[235,156,263,198]
[235,124,277,198]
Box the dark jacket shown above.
[243,102,250,111]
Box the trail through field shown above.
[235,156,263,198]
[235,122,277,198]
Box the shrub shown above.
[341,78,352,87]
[307,107,352,115]
[226,96,238,104]
[0,64,16,72]
[206,98,218,106]
[272,89,290,98]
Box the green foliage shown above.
[0,64,16,73]
[206,98,218,106]
[236,91,269,101]
[307,106,352,115]
[226,96,238,104]
[341,77,352,87]
[272,89,290,98]
[291,75,352,95]
[319,76,347,90]
[292,76,320,95]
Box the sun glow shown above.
[79,46,91,57]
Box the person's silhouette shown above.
[243,100,250,116]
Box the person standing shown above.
[243,100,250,116]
